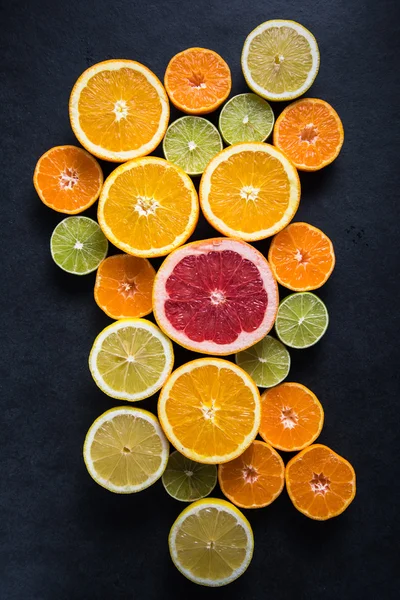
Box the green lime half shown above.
[275,292,329,349]
[235,335,290,388]
[218,93,275,145]
[162,451,217,502]
[163,116,223,176]
[50,216,108,275]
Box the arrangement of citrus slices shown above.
[35,17,355,588]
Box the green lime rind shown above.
[162,451,217,502]
[275,292,329,349]
[50,216,108,275]
[235,335,290,388]
[218,93,275,145]
[163,116,223,176]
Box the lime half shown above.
[236,335,290,388]
[163,116,222,175]
[275,292,329,349]
[50,216,108,275]
[162,451,217,502]
[219,93,274,144]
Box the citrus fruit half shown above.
[218,93,275,145]
[285,444,356,520]
[158,358,261,464]
[169,498,253,586]
[235,335,290,388]
[275,292,329,349]
[153,238,279,355]
[162,451,217,502]
[200,143,300,241]
[98,157,199,258]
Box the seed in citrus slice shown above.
[219,93,275,145]
[83,406,169,493]
[153,238,279,355]
[50,216,108,275]
[285,444,356,520]
[218,441,284,509]
[158,358,261,464]
[236,335,290,388]
[169,498,253,586]
[69,60,169,162]
[259,382,324,451]
[162,451,217,502]
[98,157,199,258]
[275,292,329,349]
[200,143,300,241]
[34,145,103,214]
[164,47,231,114]
[94,254,155,320]
[268,222,335,291]
[241,20,320,101]
[89,319,174,401]
[163,116,222,176]
[273,98,344,171]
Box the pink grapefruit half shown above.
[153,238,279,355]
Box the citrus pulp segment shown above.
[285,444,356,520]
[98,157,199,258]
[153,238,279,355]
[162,451,217,502]
[69,60,169,162]
[158,358,261,464]
[50,216,108,275]
[34,145,103,214]
[241,20,320,101]
[89,319,174,401]
[163,116,222,175]
[218,93,275,145]
[235,335,290,388]
[83,406,169,493]
[169,498,254,586]
[199,143,300,241]
[275,292,329,349]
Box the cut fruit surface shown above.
[235,335,290,388]
[169,498,253,586]
[153,238,279,355]
[69,60,169,162]
[200,143,300,241]
[218,440,285,509]
[219,93,274,145]
[98,157,199,258]
[158,358,261,464]
[286,444,356,520]
[259,382,324,451]
[34,145,103,214]
[275,292,329,349]
[89,319,174,401]
[273,98,344,170]
[162,450,217,502]
[241,20,320,101]
[164,47,231,114]
[83,406,169,493]
[94,254,155,319]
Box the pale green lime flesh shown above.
[219,93,274,144]
[163,116,223,175]
[50,216,108,275]
[162,451,217,502]
[275,292,329,349]
[235,335,290,388]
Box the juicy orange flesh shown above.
[269,223,334,289]
[260,383,323,451]
[35,147,101,211]
[164,365,258,458]
[287,445,355,519]
[219,441,284,507]
[166,49,231,110]
[102,162,195,251]
[276,100,343,168]
[95,254,155,319]
[208,150,291,233]
[78,67,163,152]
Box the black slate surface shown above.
[1,0,399,598]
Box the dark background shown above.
[1,0,399,598]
